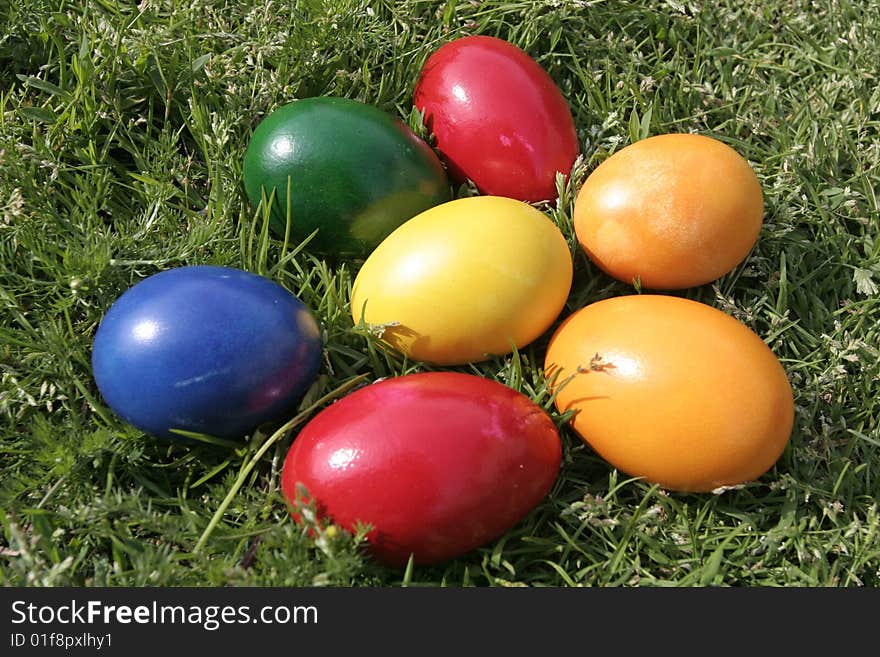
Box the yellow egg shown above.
[351,196,573,365]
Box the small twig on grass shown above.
[240,535,263,570]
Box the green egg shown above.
[242,97,450,258]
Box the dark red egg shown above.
[413,35,579,203]
[280,372,562,566]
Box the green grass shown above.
[1,0,878,587]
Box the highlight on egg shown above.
[280,372,563,566]
[573,133,764,290]
[351,195,574,365]
[414,35,579,203]
[544,294,794,492]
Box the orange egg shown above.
[544,295,794,492]
[573,133,763,290]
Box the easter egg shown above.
[281,372,562,566]
[544,295,794,492]
[573,133,764,290]
[413,35,579,202]
[242,97,450,258]
[351,196,573,365]
[92,266,323,441]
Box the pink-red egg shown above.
[281,372,562,566]
[414,35,579,203]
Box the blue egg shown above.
[92,265,323,441]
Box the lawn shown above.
[1,0,878,587]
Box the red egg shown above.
[414,35,579,203]
[280,372,562,566]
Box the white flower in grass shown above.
[3,188,24,224]
[852,267,878,297]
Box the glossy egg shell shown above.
[281,372,562,566]
[351,196,573,365]
[242,97,450,258]
[544,295,794,492]
[91,266,323,441]
[414,35,579,202]
[573,133,764,290]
